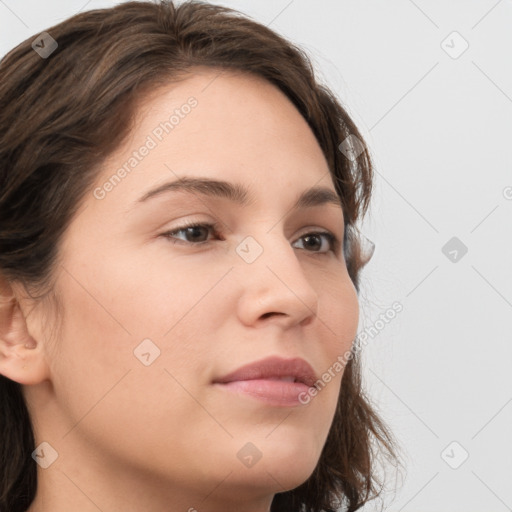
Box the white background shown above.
[1,1,511,511]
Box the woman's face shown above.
[24,68,359,509]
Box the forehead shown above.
[89,67,334,214]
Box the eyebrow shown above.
[136,176,343,211]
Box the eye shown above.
[161,221,222,245]
[292,231,339,255]
[160,221,340,254]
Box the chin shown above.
[229,434,323,494]
[267,443,320,488]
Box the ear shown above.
[0,274,50,385]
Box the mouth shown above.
[212,356,318,407]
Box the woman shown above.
[0,1,398,511]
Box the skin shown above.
[0,68,359,512]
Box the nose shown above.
[235,231,319,330]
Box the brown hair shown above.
[0,1,399,510]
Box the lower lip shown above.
[215,379,313,406]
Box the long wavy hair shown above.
[0,2,400,511]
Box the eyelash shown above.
[160,221,340,255]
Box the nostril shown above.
[261,312,281,319]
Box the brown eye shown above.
[293,231,338,254]
[160,222,339,255]
[161,222,220,245]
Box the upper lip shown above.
[213,356,318,387]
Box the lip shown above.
[213,356,318,407]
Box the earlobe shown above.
[0,276,50,385]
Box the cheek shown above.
[103,246,226,340]
[46,268,219,472]
[322,272,359,355]
[51,253,215,384]
[47,276,133,434]
[312,274,359,407]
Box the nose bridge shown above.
[234,226,319,326]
